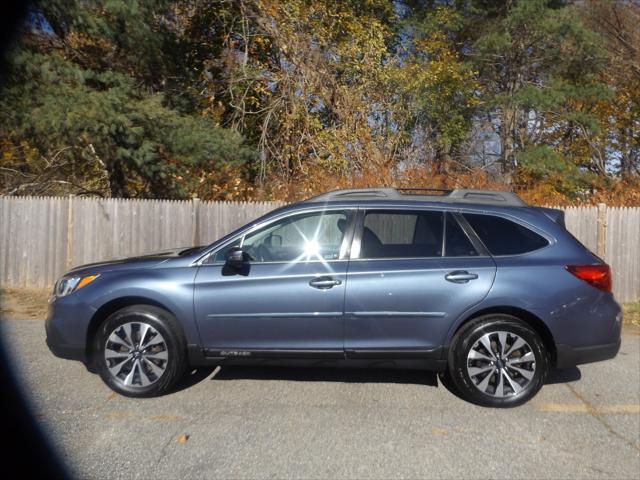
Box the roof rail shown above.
[304,188,527,207]
[446,189,527,206]
[396,188,450,195]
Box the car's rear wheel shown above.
[94,305,186,397]
[444,314,549,407]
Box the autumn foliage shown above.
[0,0,638,205]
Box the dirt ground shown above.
[0,288,50,320]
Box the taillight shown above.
[565,264,612,293]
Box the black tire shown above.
[445,314,549,408]
[94,305,187,398]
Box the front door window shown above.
[241,211,349,263]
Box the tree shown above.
[205,0,402,192]
[581,0,640,179]
[469,0,608,193]
[395,4,479,172]
[1,0,637,203]
[0,0,255,198]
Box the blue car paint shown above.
[46,198,622,370]
[46,260,201,353]
[194,261,348,351]
[344,256,496,352]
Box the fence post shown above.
[191,197,200,246]
[596,202,607,259]
[66,194,75,269]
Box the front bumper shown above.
[45,297,94,363]
[555,338,621,369]
[45,333,86,361]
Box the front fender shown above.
[85,267,199,345]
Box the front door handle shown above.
[445,270,479,283]
[309,276,342,289]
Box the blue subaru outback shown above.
[46,188,622,407]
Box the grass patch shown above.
[0,287,50,320]
[622,302,640,328]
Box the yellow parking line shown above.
[105,410,135,419]
[535,403,640,414]
[600,405,640,414]
[151,414,185,422]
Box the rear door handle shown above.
[309,276,342,289]
[445,270,478,283]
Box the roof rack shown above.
[396,188,450,195]
[304,188,527,207]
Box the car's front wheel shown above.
[94,305,187,397]
[444,314,549,407]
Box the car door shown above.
[193,208,355,357]
[344,208,496,358]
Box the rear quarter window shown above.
[463,213,548,255]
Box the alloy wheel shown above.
[466,330,536,397]
[104,322,169,388]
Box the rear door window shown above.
[463,213,548,255]
[445,214,478,257]
[360,210,444,258]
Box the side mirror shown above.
[224,246,247,268]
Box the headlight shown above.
[53,274,100,298]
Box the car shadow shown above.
[171,365,581,394]
[211,366,439,387]
[437,366,584,404]
[171,367,218,393]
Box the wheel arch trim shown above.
[85,296,184,364]
[446,306,557,366]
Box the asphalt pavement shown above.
[1,318,638,479]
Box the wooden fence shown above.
[0,196,638,302]
[0,196,283,291]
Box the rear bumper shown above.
[555,337,621,369]
[544,292,622,369]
